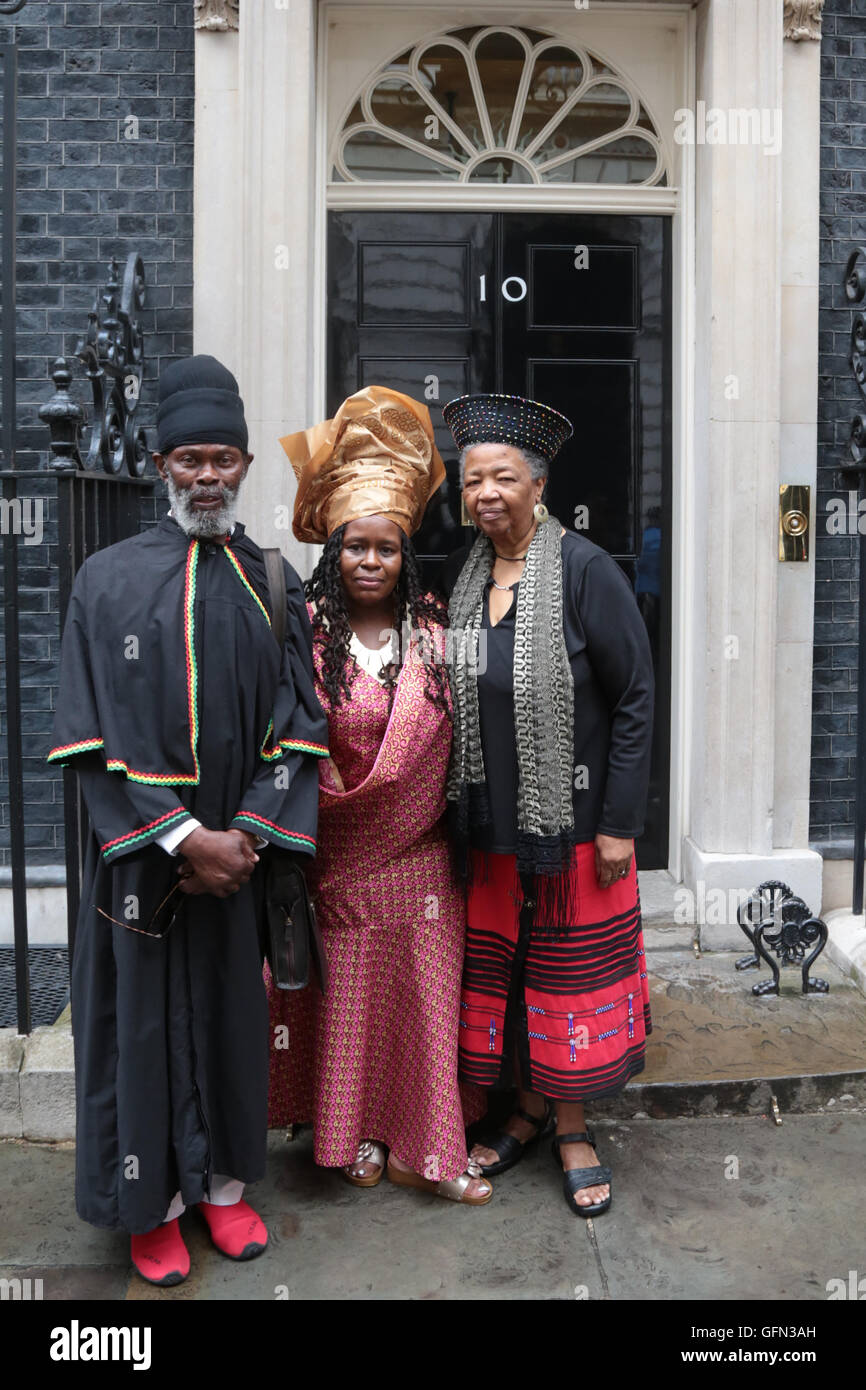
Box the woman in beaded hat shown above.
[438,392,655,1219]
[265,386,490,1206]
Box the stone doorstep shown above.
[3,941,866,1139]
[0,1004,75,1143]
[824,908,866,996]
[601,1071,866,1121]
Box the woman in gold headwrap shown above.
[266,387,490,1205]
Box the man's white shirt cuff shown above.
[156,817,202,855]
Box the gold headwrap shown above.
[280,385,446,544]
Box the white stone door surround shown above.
[191,0,825,915]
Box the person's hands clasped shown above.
[176,827,260,898]
[594,833,633,889]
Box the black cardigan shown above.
[437,529,655,843]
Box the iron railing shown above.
[1,249,154,1033]
[1,19,27,1032]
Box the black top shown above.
[438,529,655,845]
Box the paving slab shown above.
[0,1140,122,1270]
[591,1113,866,1301]
[1,1114,864,1302]
[127,1131,604,1302]
[642,949,866,1084]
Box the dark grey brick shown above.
[50,118,119,142]
[100,3,155,22]
[49,73,119,96]
[65,4,103,23]
[17,237,65,260]
[157,165,191,189]
[101,139,176,166]
[0,0,194,858]
[99,97,162,118]
[120,75,160,98]
[63,190,101,213]
[17,47,64,73]
[116,166,157,188]
[100,49,176,75]
[49,28,113,52]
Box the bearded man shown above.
[48,355,328,1285]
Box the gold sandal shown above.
[386,1157,493,1205]
[342,1140,387,1187]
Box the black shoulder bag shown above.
[260,548,328,994]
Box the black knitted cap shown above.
[156,354,249,455]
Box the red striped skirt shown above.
[458,841,652,1102]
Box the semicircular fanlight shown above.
[331,25,668,187]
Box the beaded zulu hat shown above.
[442,392,573,465]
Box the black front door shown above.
[327,210,671,867]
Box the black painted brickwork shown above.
[812,0,866,852]
[3,0,863,865]
[0,1,193,866]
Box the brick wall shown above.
[811,0,866,854]
[0,0,194,867]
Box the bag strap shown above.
[262,547,287,652]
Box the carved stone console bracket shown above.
[783,0,825,41]
[194,0,239,32]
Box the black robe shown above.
[48,515,328,1232]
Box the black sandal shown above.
[471,1101,554,1177]
[552,1128,612,1218]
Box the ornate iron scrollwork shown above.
[39,253,148,476]
[735,880,829,996]
[843,248,866,468]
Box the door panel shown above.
[327,209,671,867]
[328,212,493,564]
[358,242,472,326]
[528,244,639,329]
[528,356,637,559]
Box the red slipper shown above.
[197,1198,268,1260]
[130,1217,190,1286]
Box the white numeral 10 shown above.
[479,275,528,303]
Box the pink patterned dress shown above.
[266,606,484,1181]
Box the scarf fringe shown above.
[449,819,581,940]
[518,830,580,938]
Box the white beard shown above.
[166,474,242,538]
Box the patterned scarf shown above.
[446,515,577,909]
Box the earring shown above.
[533,502,549,523]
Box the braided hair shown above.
[304,522,451,715]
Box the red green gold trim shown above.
[230,812,316,850]
[184,540,202,782]
[259,716,328,762]
[260,731,329,760]
[47,737,104,763]
[102,808,192,860]
[104,758,198,786]
[278,738,329,756]
[223,547,271,626]
[259,717,277,759]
